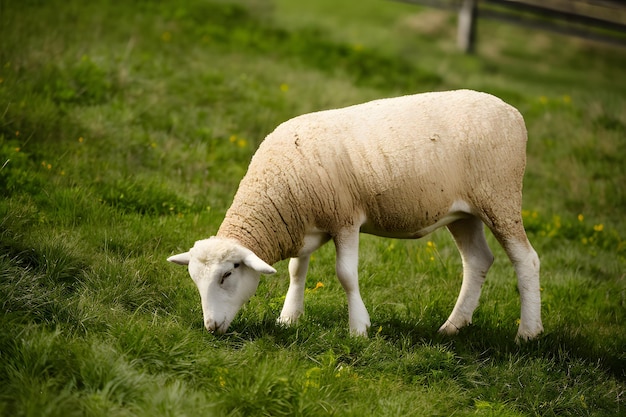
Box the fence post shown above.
[457,0,477,53]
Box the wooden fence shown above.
[395,0,626,52]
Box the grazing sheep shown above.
[168,89,543,341]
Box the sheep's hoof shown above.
[348,320,371,337]
[515,323,544,343]
[349,328,369,337]
[438,320,461,336]
[276,314,301,327]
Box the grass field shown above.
[1,0,625,415]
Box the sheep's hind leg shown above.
[439,216,494,336]
[493,230,543,342]
[334,229,370,336]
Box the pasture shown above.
[1,0,624,415]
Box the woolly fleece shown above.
[217,89,529,264]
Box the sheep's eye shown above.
[220,271,232,285]
[234,263,240,269]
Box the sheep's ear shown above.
[243,253,276,275]
[167,252,191,265]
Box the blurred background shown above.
[1,0,624,415]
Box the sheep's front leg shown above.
[278,231,331,327]
[334,230,370,336]
[277,256,310,325]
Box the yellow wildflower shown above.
[229,134,237,143]
[539,96,548,105]
[217,368,229,387]
[162,31,172,42]
[306,282,324,294]
[78,136,84,143]
[577,214,584,222]
[593,224,604,232]
[279,83,289,92]
[237,138,247,148]
[305,367,321,389]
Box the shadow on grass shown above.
[395,317,626,382]
[218,309,625,382]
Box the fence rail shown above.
[395,0,626,52]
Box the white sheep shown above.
[168,89,543,341]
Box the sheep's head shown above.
[167,237,276,333]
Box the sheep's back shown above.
[234,90,527,251]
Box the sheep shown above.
[168,89,543,341]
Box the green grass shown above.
[1,0,625,415]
